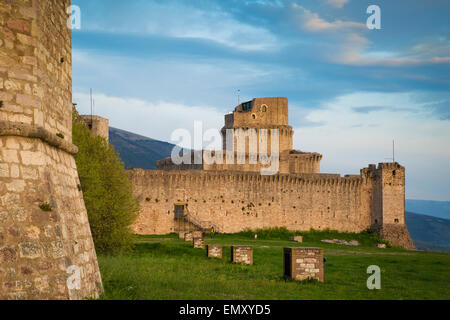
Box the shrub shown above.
[232,227,387,246]
[72,109,139,255]
[39,203,52,212]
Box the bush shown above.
[230,227,387,246]
[72,110,139,255]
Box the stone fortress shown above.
[0,0,416,301]
[0,0,102,299]
[128,97,416,250]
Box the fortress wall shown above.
[0,136,102,299]
[0,0,102,299]
[0,0,73,140]
[130,170,372,235]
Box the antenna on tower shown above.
[393,140,395,163]
[90,88,93,122]
[237,89,240,105]
[384,139,395,163]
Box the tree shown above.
[72,111,139,255]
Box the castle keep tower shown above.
[157,97,322,174]
[221,97,294,154]
[0,0,102,299]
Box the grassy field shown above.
[98,230,450,300]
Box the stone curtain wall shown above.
[0,0,102,299]
[130,169,372,235]
[130,164,415,249]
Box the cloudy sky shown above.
[71,0,450,201]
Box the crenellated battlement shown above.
[130,168,365,188]
[130,160,414,250]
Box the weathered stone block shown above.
[16,94,40,108]
[193,237,205,249]
[0,247,17,263]
[291,235,303,243]
[207,244,222,259]
[6,180,26,192]
[6,19,31,33]
[20,151,46,166]
[184,232,193,242]
[284,247,324,282]
[192,231,203,238]
[0,163,9,177]
[231,246,253,265]
[18,242,41,259]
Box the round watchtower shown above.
[0,0,102,299]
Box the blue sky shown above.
[71,0,450,201]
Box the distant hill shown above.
[406,200,450,220]
[406,212,450,253]
[109,127,175,169]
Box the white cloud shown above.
[325,0,349,8]
[291,5,450,66]
[245,0,285,8]
[293,91,450,200]
[82,2,280,51]
[72,48,284,109]
[73,92,224,149]
[333,34,450,67]
[292,4,365,32]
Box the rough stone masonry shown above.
[284,247,324,282]
[193,237,205,249]
[0,0,102,299]
[231,246,253,265]
[207,244,222,259]
[184,232,193,242]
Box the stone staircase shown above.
[175,207,220,233]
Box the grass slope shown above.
[98,230,450,300]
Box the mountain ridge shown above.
[109,127,175,169]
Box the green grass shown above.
[98,231,450,300]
